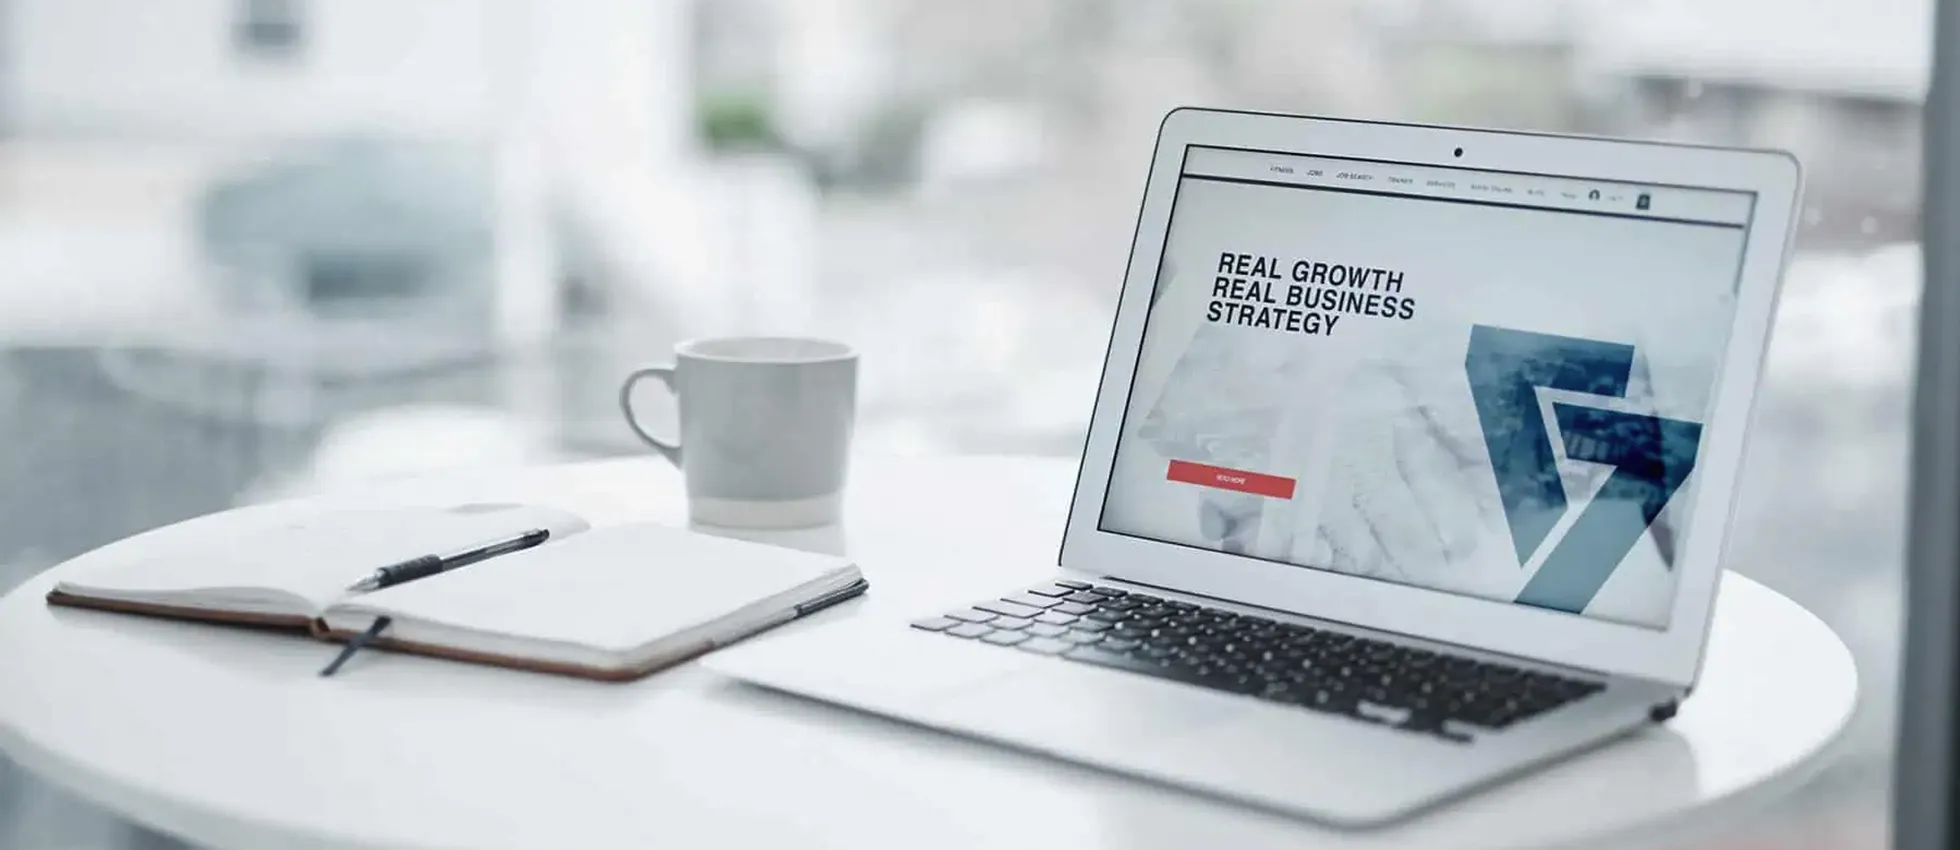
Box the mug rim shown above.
[676,336,857,365]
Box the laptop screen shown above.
[1098,144,1756,630]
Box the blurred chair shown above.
[199,135,497,331]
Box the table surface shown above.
[0,455,1859,850]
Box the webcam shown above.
[1453,147,1464,158]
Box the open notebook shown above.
[46,504,867,681]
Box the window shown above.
[0,2,1924,846]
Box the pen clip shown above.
[794,577,870,617]
[320,616,393,677]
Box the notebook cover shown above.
[309,575,871,682]
[45,590,317,631]
[310,621,715,682]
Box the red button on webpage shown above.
[1165,460,1297,499]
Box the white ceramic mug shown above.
[619,337,857,528]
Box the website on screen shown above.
[1098,146,1754,629]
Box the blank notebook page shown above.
[340,523,856,654]
[58,505,591,612]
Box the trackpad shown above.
[928,661,1248,746]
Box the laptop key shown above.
[1357,701,1411,725]
[1005,593,1062,609]
[983,630,1031,646]
[1034,611,1077,626]
[976,600,1045,619]
[1430,724,1474,744]
[1026,623,1069,638]
[1065,645,1170,675]
[1023,584,1075,598]
[945,609,997,624]
[1062,631,1103,645]
[1052,601,1096,616]
[1018,636,1074,655]
[1071,620,1112,633]
[910,617,960,632]
[1063,590,1107,604]
[1304,689,1360,716]
[991,616,1033,631]
[946,623,993,639]
[1054,580,1093,590]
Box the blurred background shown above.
[0,0,1924,847]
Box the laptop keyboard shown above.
[912,581,1604,743]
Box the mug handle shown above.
[618,365,682,465]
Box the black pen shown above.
[345,528,552,592]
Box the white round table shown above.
[0,456,1858,850]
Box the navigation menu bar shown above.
[1182,147,1753,227]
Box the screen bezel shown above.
[1059,108,1800,688]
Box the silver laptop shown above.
[706,108,1801,826]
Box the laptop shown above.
[705,108,1801,826]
